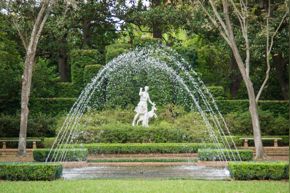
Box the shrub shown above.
[198,149,253,161]
[76,143,222,154]
[224,110,289,135]
[55,82,79,98]
[0,162,62,181]
[207,86,225,99]
[33,148,88,162]
[133,37,161,47]
[42,137,56,148]
[105,43,131,63]
[216,100,288,116]
[30,98,76,115]
[0,113,56,138]
[76,124,208,144]
[228,161,289,180]
[0,31,22,101]
[31,58,59,98]
[74,109,209,143]
[70,49,104,87]
[83,64,102,84]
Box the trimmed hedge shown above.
[83,64,102,84]
[25,99,288,117]
[55,82,79,98]
[228,161,289,180]
[105,43,131,63]
[33,148,88,162]
[198,149,253,161]
[77,143,223,154]
[224,110,288,135]
[0,113,56,138]
[30,98,76,115]
[216,100,289,116]
[70,49,104,87]
[207,86,225,99]
[0,162,62,181]
[76,126,207,143]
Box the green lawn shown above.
[0,179,288,193]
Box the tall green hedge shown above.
[70,49,104,87]
[0,113,56,138]
[207,86,225,99]
[228,162,289,180]
[216,100,289,116]
[54,82,79,98]
[105,43,131,63]
[0,163,62,181]
[83,64,102,84]
[30,98,76,115]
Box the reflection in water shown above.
[63,166,230,180]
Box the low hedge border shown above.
[0,162,62,181]
[76,143,223,154]
[33,148,88,162]
[228,161,289,180]
[198,149,253,161]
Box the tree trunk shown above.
[245,79,265,159]
[152,0,162,39]
[273,53,288,99]
[18,1,50,156]
[229,53,242,98]
[222,0,265,159]
[231,44,266,159]
[58,36,69,81]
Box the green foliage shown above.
[207,86,225,99]
[70,49,104,87]
[33,148,88,162]
[0,162,62,181]
[83,64,102,84]
[55,82,79,98]
[77,143,221,154]
[228,162,289,180]
[31,58,59,98]
[198,149,253,161]
[72,108,209,143]
[133,37,161,47]
[76,126,205,144]
[173,35,230,87]
[42,137,56,148]
[224,110,288,135]
[216,100,289,116]
[105,43,131,63]
[104,67,175,108]
[0,113,56,138]
[30,98,76,115]
[0,31,22,100]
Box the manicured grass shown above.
[0,179,288,193]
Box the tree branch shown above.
[256,0,288,101]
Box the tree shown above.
[4,0,76,155]
[195,0,288,159]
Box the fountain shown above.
[45,45,241,179]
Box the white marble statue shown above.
[132,86,157,127]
